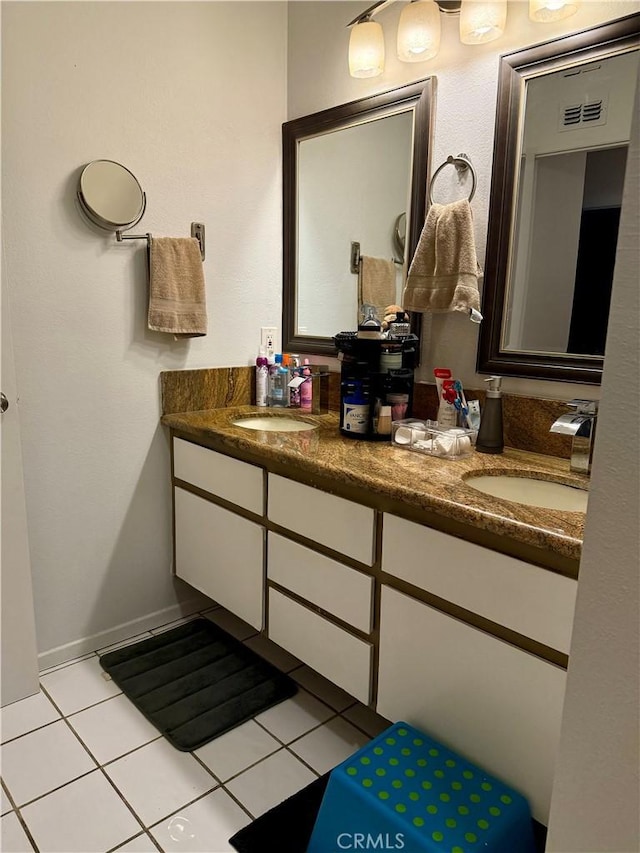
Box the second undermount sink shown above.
[231,416,318,433]
[465,474,589,513]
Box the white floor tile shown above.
[243,636,302,673]
[21,769,140,853]
[1,690,61,743]
[1,720,95,806]
[104,737,216,827]
[67,694,161,765]
[195,719,280,782]
[150,788,250,852]
[292,666,357,712]
[1,812,34,852]
[226,749,316,818]
[254,690,333,744]
[113,833,159,852]
[203,609,258,642]
[39,653,96,677]
[41,657,121,715]
[343,703,392,738]
[96,632,154,655]
[289,716,370,775]
[1,786,12,816]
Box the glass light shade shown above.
[349,20,385,78]
[460,0,507,44]
[397,0,441,63]
[529,0,579,22]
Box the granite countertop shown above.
[162,406,587,571]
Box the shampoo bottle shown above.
[476,376,504,454]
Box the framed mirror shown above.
[478,14,639,384]
[283,78,435,355]
[77,160,146,233]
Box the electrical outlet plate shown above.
[261,326,277,352]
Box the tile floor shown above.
[1,606,391,853]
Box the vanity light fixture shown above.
[529,0,579,23]
[348,0,577,77]
[349,16,386,77]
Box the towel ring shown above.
[428,154,477,206]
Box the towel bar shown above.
[428,153,477,206]
[115,221,205,261]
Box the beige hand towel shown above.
[402,199,481,314]
[148,237,207,338]
[359,255,397,320]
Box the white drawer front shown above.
[268,474,375,565]
[268,533,374,633]
[382,513,577,654]
[268,589,372,704]
[173,438,263,515]
[175,487,264,629]
[377,586,566,823]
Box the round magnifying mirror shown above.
[77,160,146,232]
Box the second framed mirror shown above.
[283,78,435,355]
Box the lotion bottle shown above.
[476,376,504,454]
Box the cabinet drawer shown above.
[268,589,373,704]
[382,513,577,654]
[268,474,375,565]
[173,438,263,515]
[268,533,373,633]
[175,487,264,629]
[377,586,566,823]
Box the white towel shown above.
[148,237,207,338]
[402,199,481,314]
[359,255,397,320]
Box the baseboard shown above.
[37,594,212,672]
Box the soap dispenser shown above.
[476,376,504,454]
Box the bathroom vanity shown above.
[162,405,585,824]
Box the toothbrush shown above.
[453,380,470,427]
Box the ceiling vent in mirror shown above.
[558,94,607,131]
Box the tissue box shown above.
[392,419,477,460]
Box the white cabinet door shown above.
[268,474,375,565]
[268,588,373,704]
[175,487,264,629]
[377,585,566,824]
[382,513,577,654]
[173,438,263,515]
[268,533,374,633]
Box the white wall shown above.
[546,67,640,853]
[2,1,287,663]
[287,0,639,398]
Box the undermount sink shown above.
[231,416,318,433]
[465,474,588,513]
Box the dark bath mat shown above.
[99,618,298,751]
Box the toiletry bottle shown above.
[357,304,382,340]
[288,354,301,408]
[255,348,269,407]
[476,376,504,454]
[269,354,288,408]
[300,358,312,410]
[343,380,370,434]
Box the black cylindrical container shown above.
[334,333,418,440]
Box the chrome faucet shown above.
[549,399,598,474]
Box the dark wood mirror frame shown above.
[282,78,435,356]
[477,13,639,385]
